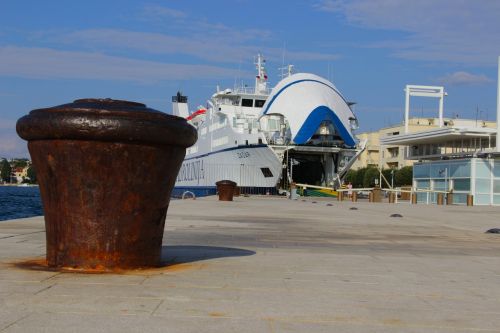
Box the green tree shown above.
[27,165,37,184]
[395,166,413,186]
[11,159,28,169]
[1,159,12,183]
[344,169,357,186]
[381,168,395,187]
[354,167,368,187]
[363,167,379,187]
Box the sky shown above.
[1,0,500,158]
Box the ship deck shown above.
[1,196,500,332]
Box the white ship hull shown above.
[172,144,282,197]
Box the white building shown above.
[380,58,500,205]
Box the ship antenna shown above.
[254,53,268,94]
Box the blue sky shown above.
[1,0,500,157]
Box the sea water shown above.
[0,186,43,221]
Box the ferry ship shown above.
[172,55,364,197]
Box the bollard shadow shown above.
[160,245,255,265]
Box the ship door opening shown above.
[283,152,325,186]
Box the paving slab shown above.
[1,196,500,332]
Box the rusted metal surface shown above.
[411,193,418,204]
[446,193,453,205]
[215,180,236,201]
[16,99,197,271]
[436,193,444,205]
[467,194,474,206]
[371,187,382,203]
[10,257,205,275]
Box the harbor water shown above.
[0,186,43,221]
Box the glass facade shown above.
[413,158,500,205]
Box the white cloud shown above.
[0,124,28,159]
[141,5,187,19]
[57,28,339,64]
[437,71,492,86]
[315,0,500,66]
[62,29,252,63]
[0,46,246,82]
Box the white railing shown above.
[294,182,460,204]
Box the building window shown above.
[387,147,399,158]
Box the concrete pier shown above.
[1,196,500,332]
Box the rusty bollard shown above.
[467,194,474,206]
[351,191,357,202]
[338,191,344,201]
[216,180,237,201]
[372,186,382,203]
[16,99,197,271]
[446,192,453,205]
[411,193,418,204]
[437,193,444,205]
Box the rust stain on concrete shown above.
[9,257,205,275]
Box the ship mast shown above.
[254,54,268,95]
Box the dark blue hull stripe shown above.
[294,105,356,146]
[172,186,278,198]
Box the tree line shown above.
[344,166,413,188]
[0,159,37,184]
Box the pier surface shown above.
[1,196,500,332]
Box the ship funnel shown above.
[172,91,189,118]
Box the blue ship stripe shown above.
[184,144,267,161]
[262,79,349,115]
[293,106,356,147]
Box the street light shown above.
[438,168,448,192]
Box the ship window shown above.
[255,99,265,108]
[242,99,253,107]
[268,119,279,131]
[260,167,273,178]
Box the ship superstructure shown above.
[172,55,363,197]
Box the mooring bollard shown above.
[388,192,396,203]
[467,194,474,206]
[16,98,197,271]
[411,193,417,204]
[216,180,237,201]
[372,186,382,203]
[446,192,453,205]
[351,191,357,202]
[338,191,343,201]
[437,193,444,205]
[368,192,374,202]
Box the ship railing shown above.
[233,86,271,95]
